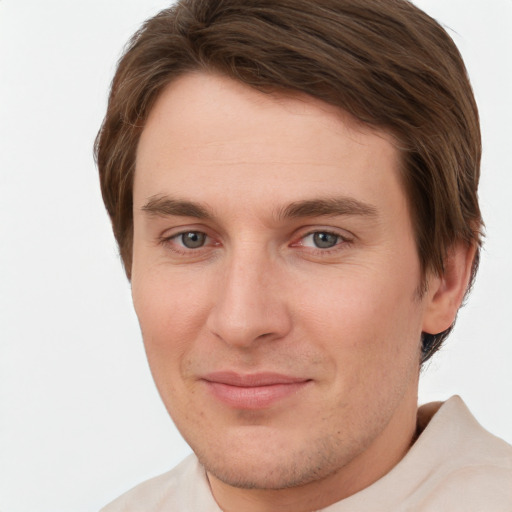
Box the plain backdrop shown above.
[0,1,511,511]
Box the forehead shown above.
[134,72,405,220]
[138,71,393,155]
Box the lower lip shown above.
[204,381,311,409]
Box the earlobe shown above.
[422,242,477,335]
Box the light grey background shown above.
[0,1,511,511]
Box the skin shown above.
[131,72,473,512]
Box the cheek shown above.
[131,268,209,373]
[295,263,423,370]
[131,269,216,427]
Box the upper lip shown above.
[202,371,310,387]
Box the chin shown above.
[202,455,332,490]
[192,428,355,491]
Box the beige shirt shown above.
[101,396,512,511]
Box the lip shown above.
[201,372,312,409]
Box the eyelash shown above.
[159,231,217,256]
[158,229,351,257]
[293,230,350,255]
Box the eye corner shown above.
[288,227,355,259]
[155,227,222,260]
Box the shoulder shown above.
[403,396,512,511]
[423,395,512,470]
[326,396,512,512]
[99,454,220,512]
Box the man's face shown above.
[132,72,435,496]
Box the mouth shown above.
[201,371,312,409]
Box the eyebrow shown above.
[141,195,378,221]
[141,196,212,219]
[277,197,378,220]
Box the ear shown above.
[422,242,477,335]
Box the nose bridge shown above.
[207,241,291,347]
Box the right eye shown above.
[173,231,208,249]
[302,231,342,249]
[174,231,207,249]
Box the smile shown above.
[201,372,312,409]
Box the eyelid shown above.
[301,231,343,247]
[171,231,208,248]
[158,225,220,254]
[289,227,354,259]
[291,226,353,244]
[156,224,353,256]
[159,223,213,240]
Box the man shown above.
[95,0,512,510]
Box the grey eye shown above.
[313,232,339,248]
[181,232,206,249]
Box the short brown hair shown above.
[95,0,483,361]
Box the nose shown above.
[206,247,292,348]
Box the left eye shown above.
[302,232,342,249]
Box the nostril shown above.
[256,332,274,340]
